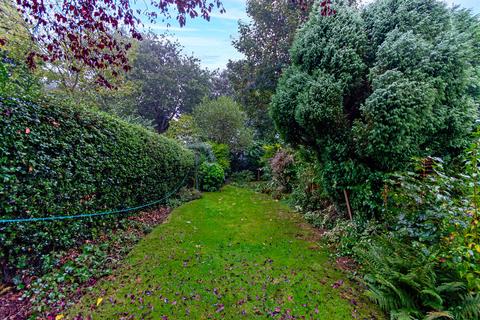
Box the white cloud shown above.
[167,35,226,47]
[141,23,198,32]
[210,7,250,21]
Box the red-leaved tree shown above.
[1,0,336,87]
[1,0,224,85]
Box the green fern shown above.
[355,237,477,320]
[390,309,416,320]
[425,311,454,320]
[453,293,480,320]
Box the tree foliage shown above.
[1,0,224,82]
[165,114,201,145]
[271,0,480,215]
[130,35,210,133]
[193,96,253,152]
[228,0,313,139]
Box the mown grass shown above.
[67,186,382,319]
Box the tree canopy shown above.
[271,0,480,214]
[129,36,210,133]
[228,0,313,140]
[193,96,253,152]
[0,0,224,80]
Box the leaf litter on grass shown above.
[67,186,383,319]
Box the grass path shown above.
[68,186,381,319]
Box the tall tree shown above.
[1,0,224,82]
[271,0,480,216]
[193,96,253,152]
[130,35,210,133]
[207,69,234,99]
[229,0,313,139]
[0,2,41,100]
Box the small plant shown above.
[166,187,202,208]
[269,149,295,194]
[199,162,225,192]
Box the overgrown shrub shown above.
[351,130,480,319]
[289,149,330,212]
[381,156,479,292]
[0,97,194,282]
[210,142,231,174]
[230,141,265,174]
[270,0,480,216]
[269,149,295,194]
[199,162,225,192]
[355,238,480,320]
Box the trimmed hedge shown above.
[0,97,194,281]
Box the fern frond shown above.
[453,293,480,320]
[420,289,443,310]
[425,311,454,320]
[390,309,416,320]
[436,282,466,294]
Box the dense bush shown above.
[270,0,480,216]
[230,141,265,174]
[355,238,480,320]
[193,96,253,152]
[210,142,231,174]
[0,97,194,282]
[269,149,295,194]
[199,162,225,192]
[289,149,329,213]
[348,131,480,319]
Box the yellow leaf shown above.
[55,315,64,320]
[96,297,103,306]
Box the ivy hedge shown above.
[0,97,194,282]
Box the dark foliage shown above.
[271,0,480,217]
[0,97,194,283]
[130,36,210,133]
[3,0,224,83]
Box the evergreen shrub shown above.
[0,97,194,281]
[199,162,225,192]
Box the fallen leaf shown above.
[96,297,103,306]
[332,280,344,289]
[215,303,225,313]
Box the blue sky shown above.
[145,0,480,71]
[143,0,249,70]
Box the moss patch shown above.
[67,186,382,319]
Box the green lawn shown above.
[67,186,382,319]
